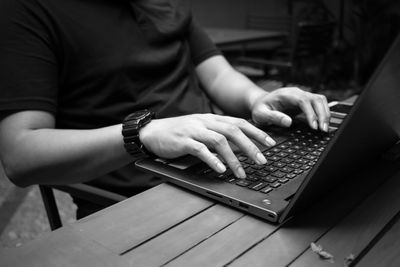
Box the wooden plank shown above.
[290,171,400,267]
[122,204,244,266]
[227,160,400,267]
[72,183,214,254]
[164,214,277,267]
[356,213,400,267]
[0,228,129,267]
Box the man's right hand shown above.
[139,113,276,179]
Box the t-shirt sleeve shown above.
[187,20,222,66]
[0,0,58,116]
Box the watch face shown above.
[132,110,150,119]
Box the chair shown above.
[236,20,336,90]
[39,184,127,230]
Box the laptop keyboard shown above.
[199,127,334,195]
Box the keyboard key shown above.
[249,182,267,191]
[289,154,301,160]
[272,171,286,178]
[201,168,213,175]
[238,156,247,162]
[246,175,260,182]
[263,151,273,157]
[225,177,237,183]
[246,168,256,175]
[304,155,317,160]
[273,162,286,168]
[265,166,278,172]
[285,148,296,154]
[260,186,273,194]
[245,159,255,165]
[271,148,281,153]
[281,167,294,173]
[255,170,269,177]
[294,169,303,175]
[281,158,294,164]
[268,156,281,161]
[277,152,289,158]
[251,165,264,170]
[289,163,301,169]
[296,159,309,164]
[214,173,226,180]
[278,178,289,184]
[270,182,281,188]
[286,173,297,179]
[262,175,277,183]
[236,180,251,187]
[296,150,308,156]
[301,165,311,170]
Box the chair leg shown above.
[39,185,62,230]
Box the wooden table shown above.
[2,154,400,266]
[205,27,287,47]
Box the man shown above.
[0,0,330,217]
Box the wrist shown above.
[247,87,268,114]
[121,110,156,158]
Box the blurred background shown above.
[1,0,399,249]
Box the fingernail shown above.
[312,120,318,130]
[265,136,276,146]
[281,117,292,127]
[323,122,329,132]
[237,166,246,179]
[216,162,226,173]
[256,152,267,164]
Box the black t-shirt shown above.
[0,0,220,195]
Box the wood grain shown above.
[123,204,243,266]
[164,214,278,267]
[0,228,128,267]
[356,213,400,267]
[72,183,214,254]
[228,160,399,267]
[290,171,400,267]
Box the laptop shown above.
[136,34,400,223]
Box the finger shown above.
[311,94,330,132]
[184,139,227,174]
[195,129,246,179]
[298,96,318,130]
[206,121,268,165]
[252,104,292,128]
[214,116,276,147]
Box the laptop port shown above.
[238,202,249,209]
[206,191,223,198]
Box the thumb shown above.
[253,104,292,127]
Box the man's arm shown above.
[0,110,132,187]
[195,55,266,118]
[195,55,330,131]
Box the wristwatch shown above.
[122,109,155,158]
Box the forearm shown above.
[1,124,132,187]
[209,68,266,117]
[196,56,267,118]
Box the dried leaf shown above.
[310,242,322,253]
[319,250,334,260]
[344,253,355,267]
[310,242,334,262]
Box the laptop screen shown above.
[282,34,400,221]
